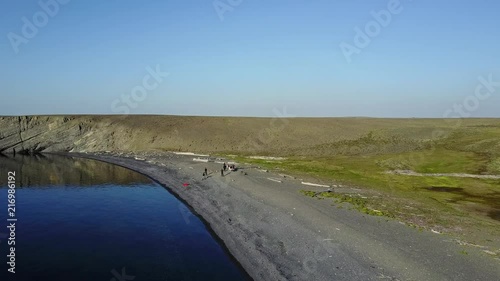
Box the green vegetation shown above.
[300,190,393,217]
[226,124,500,240]
[488,158,500,174]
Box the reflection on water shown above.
[0,154,249,281]
[0,154,150,187]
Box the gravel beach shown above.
[72,152,500,281]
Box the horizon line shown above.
[2,114,500,119]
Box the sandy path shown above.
[71,152,500,281]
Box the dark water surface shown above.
[0,154,249,281]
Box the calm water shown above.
[0,154,249,281]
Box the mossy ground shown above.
[300,190,393,217]
[224,125,500,241]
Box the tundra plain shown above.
[1,115,499,255]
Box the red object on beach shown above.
[182,183,190,187]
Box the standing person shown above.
[223,162,227,171]
[204,167,208,176]
[221,169,224,176]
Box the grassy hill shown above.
[1,115,499,156]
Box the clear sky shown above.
[1,0,499,117]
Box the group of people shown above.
[222,162,236,174]
[203,162,236,178]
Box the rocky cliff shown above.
[0,116,130,154]
[0,116,86,154]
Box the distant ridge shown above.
[1,115,499,155]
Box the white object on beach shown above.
[173,152,210,157]
[301,182,330,188]
[267,178,282,183]
[193,157,209,162]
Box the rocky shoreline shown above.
[64,151,500,281]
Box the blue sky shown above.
[1,0,499,117]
